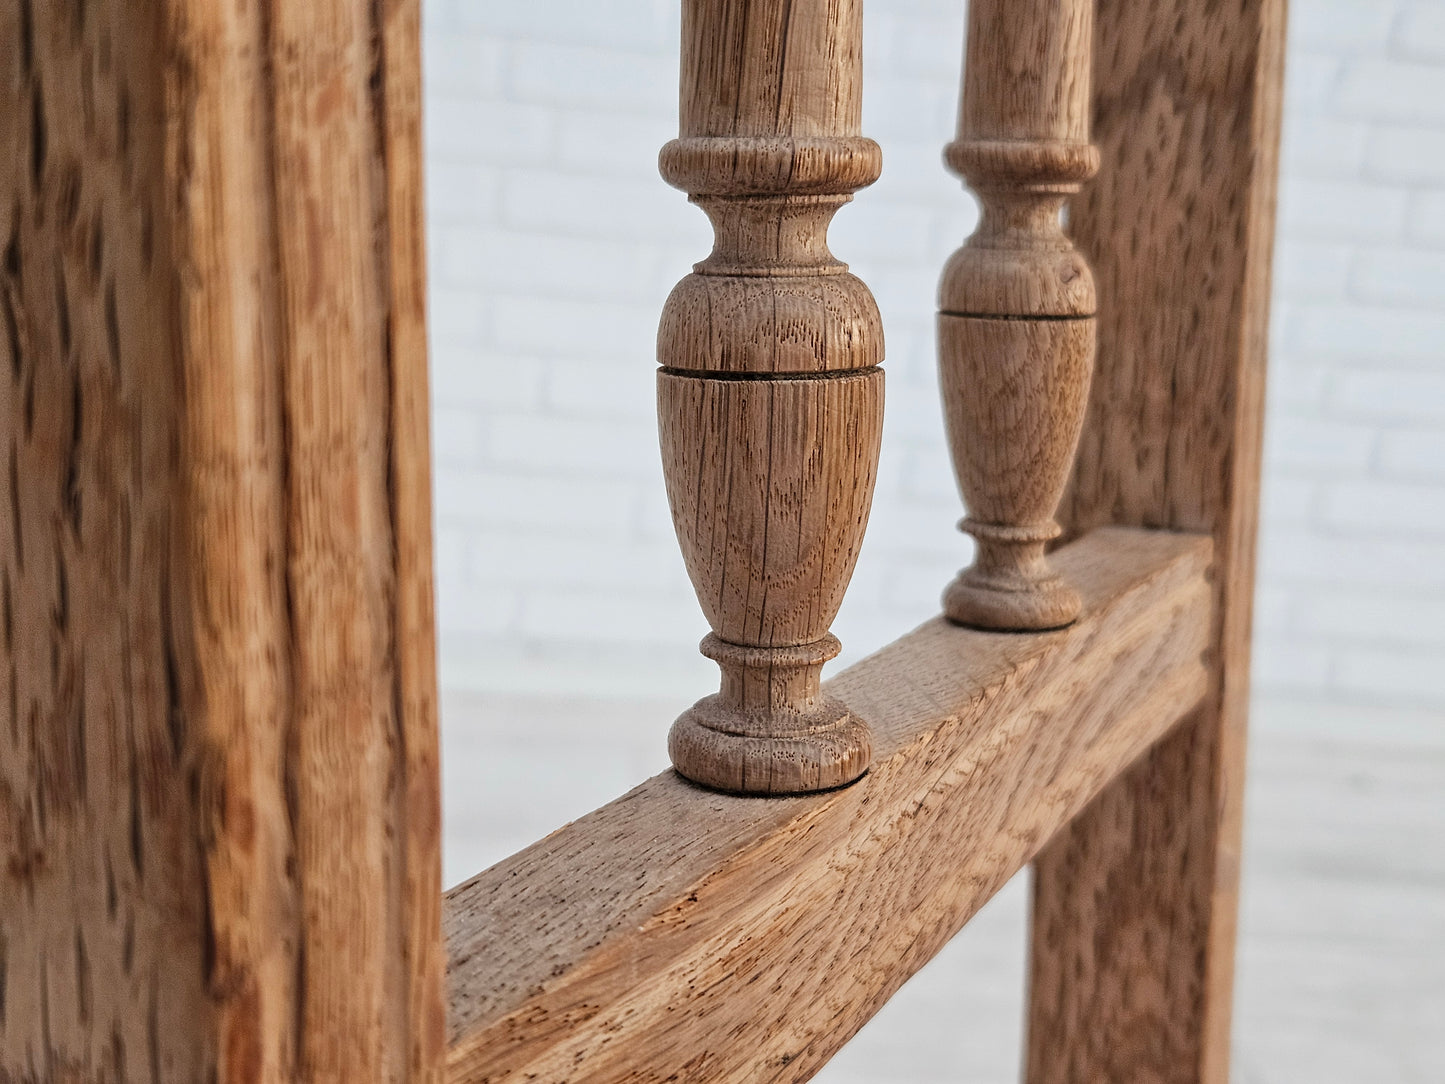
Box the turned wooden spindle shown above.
[658,0,884,794]
[938,0,1099,630]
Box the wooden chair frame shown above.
[1,0,1284,1081]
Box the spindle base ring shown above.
[943,568,1081,631]
[668,695,871,795]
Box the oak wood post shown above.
[658,0,884,795]
[1024,1,1286,1081]
[0,1,444,1080]
[938,0,1098,631]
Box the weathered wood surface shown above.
[0,1,443,1080]
[658,0,884,794]
[1025,1,1286,1082]
[938,0,1097,632]
[444,528,1213,1084]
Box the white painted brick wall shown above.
[422,0,1445,716]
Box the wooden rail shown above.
[443,528,1211,1082]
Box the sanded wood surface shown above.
[444,528,1213,1083]
[0,1,443,1080]
[938,0,1099,632]
[1025,2,1286,1082]
[658,0,884,793]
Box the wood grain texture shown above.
[938,0,1098,632]
[1024,2,1286,1082]
[444,528,1214,1084]
[0,1,444,1080]
[658,0,884,794]
[379,2,449,1074]
[0,2,215,1079]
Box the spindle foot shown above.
[943,569,1081,631]
[944,521,1082,630]
[668,634,871,794]
[669,701,870,795]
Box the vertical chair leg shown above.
[0,2,443,1079]
[1023,1,1286,1082]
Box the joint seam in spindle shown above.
[658,366,881,382]
[939,311,1095,322]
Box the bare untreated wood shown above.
[658,0,884,794]
[1024,2,1286,1082]
[938,0,1097,631]
[0,1,443,1080]
[1,3,213,1078]
[444,528,1212,1084]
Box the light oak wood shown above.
[0,1,1280,1077]
[658,0,884,794]
[443,528,1213,1083]
[1024,2,1286,1082]
[938,0,1098,631]
[0,1,444,1080]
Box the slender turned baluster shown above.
[938,0,1099,630]
[658,0,884,795]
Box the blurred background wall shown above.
[420,0,1445,738]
